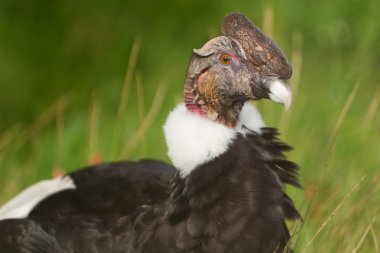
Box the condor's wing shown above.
[0,159,175,220]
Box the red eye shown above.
[220,54,231,65]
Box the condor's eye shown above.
[219,54,231,65]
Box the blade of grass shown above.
[0,126,16,153]
[55,94,66,166]
[301,175,366,253]
[135,71,147,153]
[120,82,167,158]
[111,37,141,156]
[294,192,315,250]
[318,82,360,177]
[0,95,70,156]
[136,71,145,125]
[87,94,101,164]
[363,89,379,132]
[279,30,303,137]
[272,243,280,253]
[352,218,376,253]
[26,94,70,140]
[370,225,379,252]
[263,4,274,37]
[0,95,70,181]
[324,82,360,157]
[260,5,276,125]
[342,172,380,220]
[283,219,303,253]
[366,205,380,253]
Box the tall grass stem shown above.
[301,175,366,252]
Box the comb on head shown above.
[222,12,292,80]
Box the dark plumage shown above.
[0,12,301,253]
[29,160,175,217]
[0,129,300,253]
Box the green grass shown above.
[1,0,380,252]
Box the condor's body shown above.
[0,13,301,253]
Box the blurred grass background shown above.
[0,0,379,252]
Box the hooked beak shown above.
[251,78,292,110]
[267,79,292,110]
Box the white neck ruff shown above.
[163,102,265,177]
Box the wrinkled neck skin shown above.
[184,77,244,128]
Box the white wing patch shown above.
[164,102,265,177]
[0,176,76,220]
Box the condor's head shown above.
[184,13,292,127]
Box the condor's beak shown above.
[267,79,292,110]
[250,78,292,110]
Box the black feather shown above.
[0,130,301,253]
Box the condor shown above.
[0,13,301,253]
